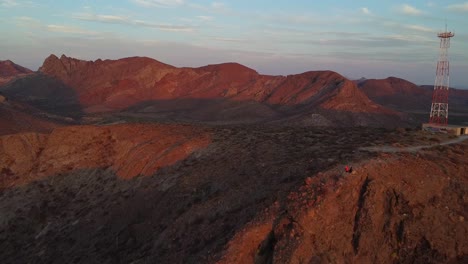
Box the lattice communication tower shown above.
[429,27,454,125]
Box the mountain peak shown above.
[0,60,33,83]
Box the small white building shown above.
[422,123,468,136]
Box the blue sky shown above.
[1,0,467,87]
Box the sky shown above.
[0,0,468,87]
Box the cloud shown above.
[188,1,230,14]
[197,15,214,21]
[134,20,194,32]
[16,16,39,22]
[1,0,18,7]
[131,0,184,8]
[1,0,34,7]
[73,13,194,32]
[212,37,246,43]
[361,7,371,15]
[47,25,98,35]
[446,2,468,12]
[260,13,321,25]
[404,24,434,32]
[73,13,129,24]
[211,2,225,10]
[399,4,424,15]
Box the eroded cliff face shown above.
[220,142,468,264]
[0,124,211,188]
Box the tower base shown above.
[422,123,468,136]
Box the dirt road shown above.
[360,135,468,153]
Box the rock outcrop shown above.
[220,141,468,263]
[0,124,211,188]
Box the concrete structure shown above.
[429,28,454,125]
[422,123,468,136]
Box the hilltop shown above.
[0,60,33,86]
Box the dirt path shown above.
[361,135,468,153]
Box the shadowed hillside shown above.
[359,77,468,125]
[0,124,466,263]
[0,73,83,118]
[0,92,62,136]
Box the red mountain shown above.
[0,55,405,127]
[359,77,432,111]
[359,77,468,125]
[0,60,33,86]
[36,55,391,113]
[421,85,468,114]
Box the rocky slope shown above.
[0,60,33,86]
[220,140,468,263]
[0,93,61,136]
[0,124,210,188]
[0,125,466,263]
[2,55,404,127]
[359,77,432,111]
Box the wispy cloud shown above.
[47,25,98,35]
[197,15,214,21]
[446,2,468,12]
[189,1,230,14]
[259,13,321,25]
[1,0,35,7]
[404,24,434,32]
[1,0,18,7]
[131,0,184,8]
[211,2,226,10]
[16,16,39,23]
[134,20,194,32]
[360,7,371,15]
[212,37,246,43]
[73,13,194,32]
[399,4,424,15]
[74,13,130,24]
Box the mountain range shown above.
[0,55,467,263]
